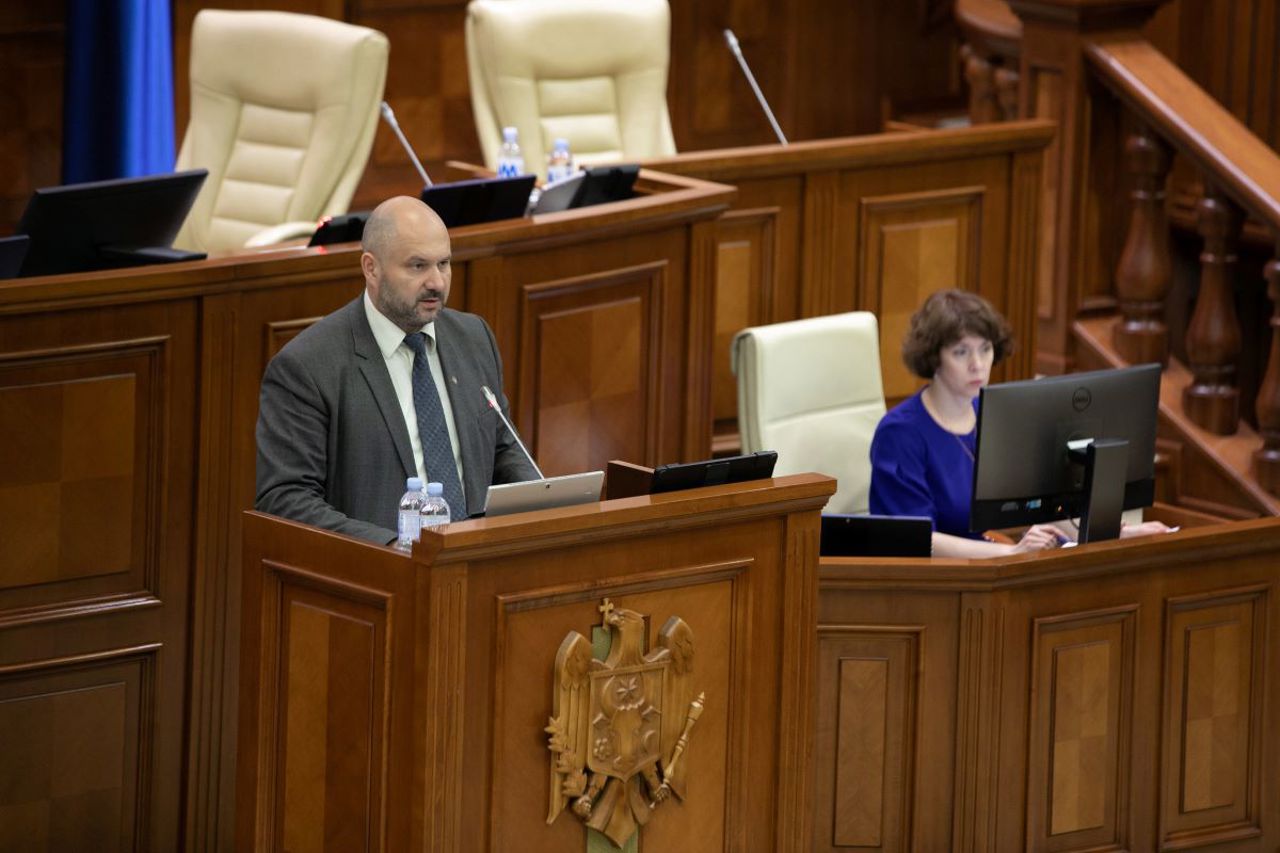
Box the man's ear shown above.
[360,252,378,286]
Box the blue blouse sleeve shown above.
[869,419,937,528]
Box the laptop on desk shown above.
[482,470,604,518]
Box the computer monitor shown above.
[15,169,208,277]
[419,174,536,229]
[0,235,30,280]
[971,363,1161,542]
[649,450,778,494]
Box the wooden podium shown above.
[814,516,1280,851]
[236,473,835,853]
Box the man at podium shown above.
[255,196,537,543]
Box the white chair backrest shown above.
[175,10,388,253]
[733,312,887,514]
[465,0,676,178]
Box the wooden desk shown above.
[0,171,731,852]
[237,474,835,852]
[815,517,1280,851]
[646,120,1056,443]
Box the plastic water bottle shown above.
[420,481,452,532]
[396,476,427,551]
[546,138,575,184]
[497,126,525,178]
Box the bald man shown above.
[255,196,538,544]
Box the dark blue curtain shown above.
[63,0,175,184]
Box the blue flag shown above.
[63,0,175,183]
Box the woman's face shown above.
[933,334,993,400]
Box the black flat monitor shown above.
[820,514,932,557]
[419,174,536,229]
[971,363,1161,543]
[307,212,368,247]
[569,164,639,208]
[0,235,30,280]
[16,169,208,277]
[649,450,778,494]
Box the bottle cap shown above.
[503,126,518,142]
[407,476,424,490]
[426,482,443,496]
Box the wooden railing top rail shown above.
[956,0,1023,57]
[1086,36,1280,227]
[644,119,1056,181]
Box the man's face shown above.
[363,211,452,332]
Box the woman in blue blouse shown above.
[869,290,1067,557]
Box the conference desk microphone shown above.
[723,29,788,146]
[482,385,545,479]
[380,100,434,189]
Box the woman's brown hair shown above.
[901,289,1013,379]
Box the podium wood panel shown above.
[238,474,835,852]
[816,518,1280,852]
[0,173,729,852]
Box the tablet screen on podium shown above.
[482,471,604,517]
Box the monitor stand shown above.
[99,244,207,267]
[1069,438,1128,543]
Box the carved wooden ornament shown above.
[546,598,705,848]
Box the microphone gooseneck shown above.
[380,101,434,188]
[482,385,545,479]
[722,29,788,146]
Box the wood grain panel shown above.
[1026,606,1135,852]
[815,627,920,853]
[516,263,666,475]
[0,646,156,853]
[0,339,167,623]
[1030,66,1064,325]
[713,208,776,428]
[273,577,386,853]
[1160,586,1266,849]
[491,565,745,853]
[859,187,984,400]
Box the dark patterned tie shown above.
[403,332,467,517]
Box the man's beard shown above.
[378,284,446,330]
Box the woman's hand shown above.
[1119,520,1176,538]
[1012,523,1070,553]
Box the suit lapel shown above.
[435,310,485,509]
[349,297,416,479]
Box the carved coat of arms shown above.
[545,599,705,848]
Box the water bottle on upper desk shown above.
[546,138,575,184]
[497,126,525,178]
[396,476,427,551]
[420,481,452,532]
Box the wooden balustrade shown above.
[956,0,1022,124]
[1258,247,1280,491]
[1113,124,1173,365]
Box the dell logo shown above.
[1072,387,1092,412]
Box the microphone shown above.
[723,29,788,146]
[380,101,434,188]
[482,385,545,479]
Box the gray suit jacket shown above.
[255,295,538,543]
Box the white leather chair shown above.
[174,10,389,253]
[732,313,887,514]
[465,0,677,179]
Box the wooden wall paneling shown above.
[1025,606,1136,851]
[1007,146,1045,379]
[685,218,719,457]
[856,185,987,400]
[0,298,200,852]
[711,207,777,430]
[1160,585,1268,849]
[799,171,842,318]
[951,594,1003,853]
[0,646,157,851]
[0,3,62,235]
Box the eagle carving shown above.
[545,598,705,848]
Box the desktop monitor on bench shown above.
[970,363,1161,543]
[16,169,208,277]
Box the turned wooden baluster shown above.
[1256,244,1280,495]
[1113,124,1173,365]
[1183,186,1244,435]
[960,44,1000,124]
[993,67,1019,121]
